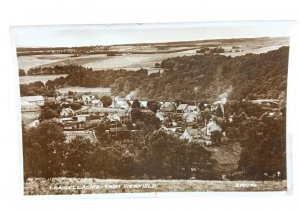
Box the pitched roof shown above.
[187,105,199,111]
[176,104,188,111]
[92,99,101,103]
[162,102,172,108]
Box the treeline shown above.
[22,121,217,180]
[20,81,56,97]
[196,47,225,54]
[26,65,92,76]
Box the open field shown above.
[17,54,72,71]
[17,37,289,73]
[21,112,40,125]
[24,178,287,195]
[19,74,68,84]
[56,86,111,95]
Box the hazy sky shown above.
[11,21,293,47]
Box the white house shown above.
[82,95,95,105]
[187,105,200,113]
[201,120,222,136]
[180,128,212,145]
[176,104,188,113]
[115,100,129,110]
[180,128,200,142]
[139,100,148,109]
[91,99,103,108]
[108,113,121,122]
[76,114,90,122]
[160,102,176,112]
[183,112,198,123]
[155,111,165,121]
[21,96,45,106]
[60,107,75,117]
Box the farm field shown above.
[24,178,287,195]
[17,37,289,73]
[56,86,111,95]
[19,74,68,84]
[17,54,72,71]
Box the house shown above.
[108,113,121,122]
[21,101,40,112]
[156,111,165,121]
[115,100,129,110]
[55,95,65,103]
[201,120,222,136]
[159,126,182,134]
[81,95,95,105]
[160,102,176,112]
[60,108,75,117]
[21,96,44,106]
[183,112,198,123]
[180,128,200,141]
[65,98,74,103]
[176,104,188,113]
[187,105,200,113]
[75,114,90,122]
[91,99,103,108]
[139,100,148,109]
[63,121,86,130]
[180,128,212,145]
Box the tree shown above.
[27,121,65,179]
[131,108,142,122]
[147,100,160,113]
[131,99,140,109]
[64,136,95,177]
[100,96,113,107]
[70,102,84,110]
[19,69,26,76]
[45,80,55,90]
[39,102,61,121]
[211,130,222,145]
[237,116,286,180]
[95,122,110,143]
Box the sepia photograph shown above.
[11,21,291,195]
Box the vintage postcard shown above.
[10,21,292,195]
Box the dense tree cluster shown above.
[196,47,225,54]
[27,65,92,76]
[237,116,286,180]
[20,81,55,97]
[23,121,217,180]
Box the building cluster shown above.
[21,93,230,147]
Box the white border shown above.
[10,20,295,198]
[1,0,300,209]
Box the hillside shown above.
[155,46,289,101]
